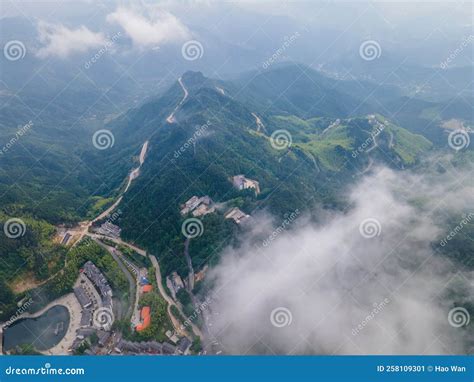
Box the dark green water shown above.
[3,305,70,351]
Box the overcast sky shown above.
[2,1,472,65]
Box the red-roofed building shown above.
[136,306,151,332]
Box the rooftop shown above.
[232,175,260,194]
[225,207,251,224]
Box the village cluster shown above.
[2,173,260,356]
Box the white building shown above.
[225,207,250,224]
[180,195,215,216]
[232,175,260,195]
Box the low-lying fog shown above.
[208,163,473,354]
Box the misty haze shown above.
[0,0,472,360]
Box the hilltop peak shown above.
[177,71,229,100]
[181,71,208,88]
[182,70,205,80]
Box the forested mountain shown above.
[1,1,473,358]
[0,65,471,325]
[114,70,434,278]
[0,61,469,222]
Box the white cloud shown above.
[36,22,107,59]
[207,165,473,354]
[106,6,191,48]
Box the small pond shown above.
[3,305,69,352]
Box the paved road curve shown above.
[149,255,203,340]
[94,238,137,320]
[166,77,189,124]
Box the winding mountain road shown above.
[150,255,203,340]
[72,140,149,246]
[166,77,188,124]
[184,238,195,291]
[252,112,266,133]
[89,234,147,257]
[58,77,204,346]
[94,238,137,320]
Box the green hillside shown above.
[115,72,432,280]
